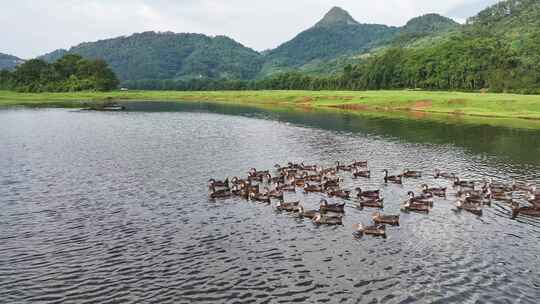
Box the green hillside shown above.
[261,7,399,76]
[40,31,264,82]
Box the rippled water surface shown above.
[1,102,540,304]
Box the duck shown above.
[336,161,353,172]
[323,180,341,190]
[456,199,483,216]
[511,202,540,219]
[231,177,249,186]
[276,200,300,212]
[383,170,403,184]
[401,200,430,213]
[434,169,455,179]
[461,193,490,206]
[265,173,285,185]
[407,191,434,207]
[319,199,346,214]
[352,168,371,178]
[209,188,232,199]
[305,173,323,182]
[275,182,296,192]
[350,160,368,168]
[291,176,306,187]
[287,162,303,170]
[453,177,475,189]
[301,162,318,172]
[313,213,343,225]
[486,188,512,203]
[208,178,229,189]
[246,184,260,194]
[421,184,447,197]
[403,169,422,178]
[358,197,384,210]
[304,183,324,193]
[456,188,485,198]
[353,223,386,238]
[320,167,337,175]
[267,187,284,200]
[298,205,319,219]
[372,212,399,226]
[247,174,264,182]
[355,188,381,199]
[327,189,351,199]
[249,192,271,203]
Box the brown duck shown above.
[372,212,400,226]
[383,170,403,184]
[319,199,346,213]
[353,223,386,238]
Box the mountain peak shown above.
[315,7,359,27]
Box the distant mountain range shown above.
[32,6,458,83]
[0,53,24,70]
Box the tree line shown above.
[0,54,119,92]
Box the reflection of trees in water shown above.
[127,101,540,169]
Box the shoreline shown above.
[2,90,540,129]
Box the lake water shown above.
[1,102,539,304]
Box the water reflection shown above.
[127,101,540,171]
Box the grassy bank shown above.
[1,89,540,121]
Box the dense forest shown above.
[0,54,119,92]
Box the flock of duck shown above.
[208,161,540,238]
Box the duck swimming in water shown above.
[276,201,300,212]
[353,223,386,238]
[352,168,371,178]
[208,178,229,189]
[372,212,399,226]
[249,192,271,203]
[511,202,540,219]
[319,199,346,214]
[327,189,351,199]
[313,213,343,225]
[453,177,475,189]
[434,169,454,179]
[304,183,323,193]
[298,205,318,219]
[407,191,434,207]
[383,170,403,184]
[358,197,384,210]
[422,184,447,197]
[403,169,422,178]
[456,199,483,216]
[355,188,380,199]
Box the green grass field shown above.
[1,89,540,124]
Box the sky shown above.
[0,0,499,59]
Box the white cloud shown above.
[0,0,499,59]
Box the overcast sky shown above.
[0,0,499,59]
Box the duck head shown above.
[320,199,328,206]
[352,223,364,232]
[407,191,415,198]
[422,184,428,191]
